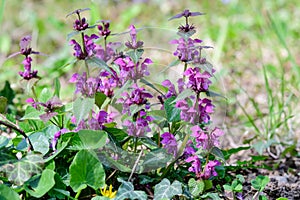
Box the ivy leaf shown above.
[29,132,49,155]
[0,184,20,200]
[69,150,105,192]
[73,97,94,125]
[67,130,107,150]
[188,178,205,196]
[0,135,9,148]
[200,192,222,200]
[115,178,147,200]
[154,178,182,200]
[0,153,44,185]
[164,96,181,122]
[24,169,56,198]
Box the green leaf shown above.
[29,132,49,155]
[234,184,243,192]
[0,135,9,148]
[223,184,232,192]
[200,192,222,200]
[154,178,182,200]
[0,96,7,113]
[205,90,226,99]
[276,198,288,200]
[127,49,144,63]
[73,97,94,125]
[164,96,181,122]
[87,57,113,74]
[68,130,108,150]
[0,81,15,105]
[69,150,105,192]
[196,61,214,75]
[170,88,193,104]
[141,148,173,172]
[53,78,61,98]
[21,106,44,120]
[0,153,44,185]
[44,137,70,163]
[115,178,147,200]
[95,92,107,109]
[39,88,52,103]
[24,169,55,198]
[210,147,225,162]
[140,78,164,95]
[251,175,270,192]
[91,196,110,200]
[253,141,267,155]
[188,178,205,196]
[67,31,80,40]
[0,184,20,200]
[259,195,268,200]
[222,146,251,160]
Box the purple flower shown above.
[88,110,115,130]
[202,160,221,179]
[185,155,202,176]
[73,110,116,131]
[95,42,121,62]
[98,20,111,38]
[69,72,98,97]
[169,9,204,21]
[184,140,196,156]
[170,38,202,62]
[198,98,214,124]
[69,34,98,60]
[125,25,143,49]
[51,128,69,151]
[18,56,38,80]
[97,76,117,98]
[162,80,177,98]
[116,84,153,115]
[123,110,154,137]
[191,125,224,150]
[161,132,178,157]
[73,17,89,31]
[114,56,152,83]
[38,96,63,122]
[175,100,198,124]
[184,67,212,94]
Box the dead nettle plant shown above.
[0,8,226,200]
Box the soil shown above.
[222,133,300,200]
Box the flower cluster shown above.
[123,110,154,137]
[114,56,152,84]
[116,83,153,115]
[160,9,224,180]
[75,110,116,131]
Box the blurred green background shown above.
[0,0,299,149]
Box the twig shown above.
[128,147,144,182]
[0,119,34,151]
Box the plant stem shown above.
[0,118,34,151]
[134,137,138,153]
[75,189,82,199]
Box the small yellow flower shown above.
[100,184,117,199]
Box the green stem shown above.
[75,189,82,199]
[84,60,90,77]
[134,137,138,153]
